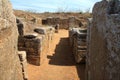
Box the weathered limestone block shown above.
[69,28,87,63]
[34,26,55,43]
[21,60,28,80]
[18,51,27,62]
[18,51,28,80]
[0,0,23,80]
[16,18,25,36]
[34,26,55,64]
[34,27,47,34]
[18,25,55,66]
[18,33,42,65]
[86,0,120,80]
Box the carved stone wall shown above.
[86,0,120,80]
[0,0,23,80]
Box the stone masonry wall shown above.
[18,34,42,66]
[86,0,120,80]
[42,17,83,29]
[18,27,54,66]
[0,0,23,80]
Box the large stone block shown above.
[86,0,120,80]
[69,28,87,63]
[16,18,25,36]
[0,0,23,80]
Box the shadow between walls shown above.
[47,38,75,66]
[47,37,85,80]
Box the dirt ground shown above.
[27,30,85,80]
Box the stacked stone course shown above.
[42,17,83,29]
[69,28,87,63]
[18,25,55,65]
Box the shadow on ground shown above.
[76,64,85,80]
[47,37,85,80]
[47,38,75,66]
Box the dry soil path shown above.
[27,30,85,80]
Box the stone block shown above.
[27,56,40,66]
[0,0,24,80]
[34,27,47,34]
[86,0,120,80]
[18,51,27,61]
[21,59,27,73]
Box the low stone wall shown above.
[86,0,120,80]
[18,34,42,65]
[18,51,28,80]
[69,28,87,63]
[42,17,83,29]
[18,27,54,66]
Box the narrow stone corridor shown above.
[28,30,85,80]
